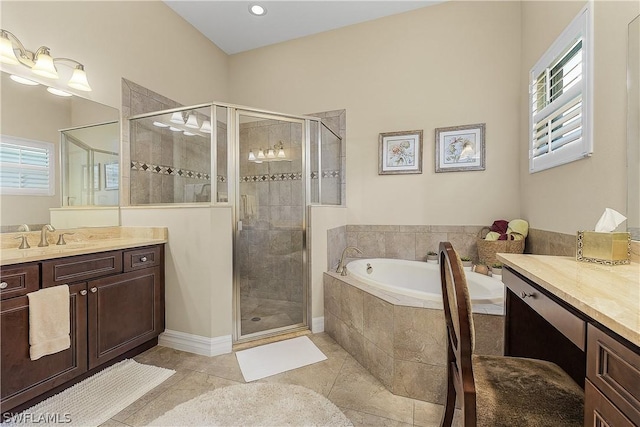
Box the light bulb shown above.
[185,114,199,129]
[67,65,91,91]
[248,150,256,161]
[32,49,59,79]
[200,120,212,133]
[0,33,19,65]
[170,112,184,124]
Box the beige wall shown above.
[520,1,640,234]
[230,1,523,226]
[0,1,229,110]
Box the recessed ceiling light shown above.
[249,4,267,16]
[46,87,72,97]
[10,75,39,86]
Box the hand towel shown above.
[28,285,70,361]
[507,219,529,238]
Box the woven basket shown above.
[477,227,525,265]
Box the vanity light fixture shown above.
[249,4,267,16]
[248,142,287,163]
[248,150,257,161]
[0,29,92,92]
[257,149,266,160]
[267,148,276,159]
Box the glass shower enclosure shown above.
[128,103,342,343]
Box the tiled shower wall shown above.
[311,109,346,206]
[237,119,304,303]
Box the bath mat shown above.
[148,382,353,426]
[235,336,327,382]
[5,359,175,427]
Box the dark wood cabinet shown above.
[0,245,164,414]
[88,267,163,369]
[0,282,87,412]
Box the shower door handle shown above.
[238,221,243,231]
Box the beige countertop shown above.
[0,226,167,266]
[497,253,640,348]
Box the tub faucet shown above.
[336,246,363,276]
[38,224,55,247]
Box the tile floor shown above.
[99,333,457,427]
[240,297,302,335]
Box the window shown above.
[529,5,593,173]
[0,135,55,196]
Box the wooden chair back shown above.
[439,241,477,427]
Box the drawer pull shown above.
[90,287,97,293]
[520,291,536,299]
[0,282,7,289]
[140,256,148,262]
[80,290,88,296]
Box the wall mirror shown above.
[628,15,640,241]
[0,71,119,232]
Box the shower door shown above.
[234,110,307,341]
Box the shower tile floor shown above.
[240,297,303,335]
[100,333,461,427]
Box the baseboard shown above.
[312,316,325,333]
[158,329,232,357]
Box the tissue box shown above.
[576,231,631,265]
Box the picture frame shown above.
[378,130,423,175]
[104,162,119,190]
[435,123,485,173]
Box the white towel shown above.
[27,285,70,361]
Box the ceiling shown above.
[164,1,442,55]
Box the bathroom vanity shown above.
[0,227,167,414]
[498,254,640,427]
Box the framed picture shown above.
[104,162,119,190]
[378,130,423,175]
[82,164,100,190]
[435,123,485,173]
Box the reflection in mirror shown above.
[628,15,639,240]
[0,71,119,232]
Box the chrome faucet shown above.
[38,224,55,247]
[336,246,363,276]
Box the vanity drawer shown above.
[587,324,640,426]
[124,246,161,272]
[0,263,39,300]
[42,250,123,287]
[503,268,586,350]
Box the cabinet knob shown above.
[520,291,535,299]
[80,290,88,296]
[90,287,97,293]
[140,256,148,262]
[0,282,7,289]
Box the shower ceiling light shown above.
[249,4,267,16]
[185,113,199,129]
[170,112,184,124]
[200,120,212,133]
[1,29,92,91]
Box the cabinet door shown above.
[0,283,87,413]
[87,267,163,369]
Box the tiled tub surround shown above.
[323,271,504,404]
[327,225,485,271]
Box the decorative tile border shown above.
[239,171,340,182]
[130,161,221,182]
